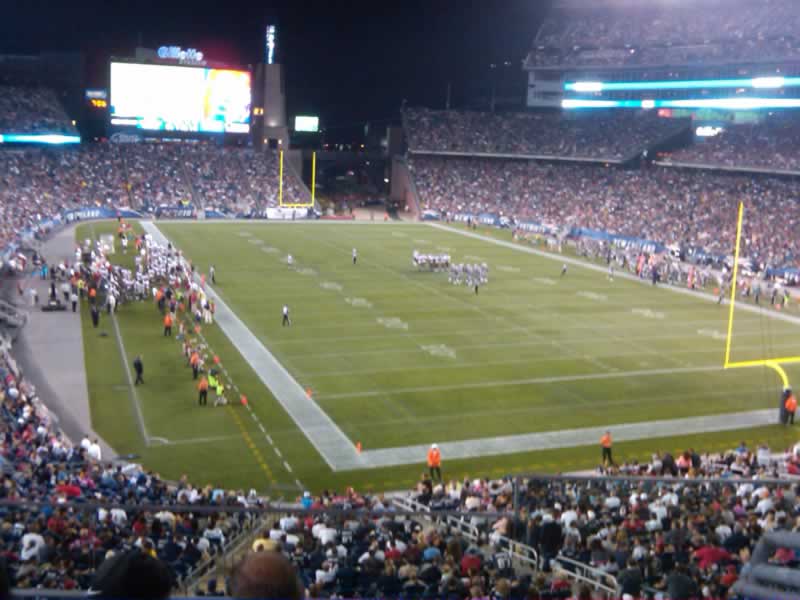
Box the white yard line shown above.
[300,340,800,378]
[315,365,724,400]
[110,313,152,446]
[284,332,797,361]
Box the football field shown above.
[79,220,800,492]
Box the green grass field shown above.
[77,220,800,494]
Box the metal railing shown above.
[0,298,26,328]
[391,495,540,573]
[552,554,619,598]
[733,530,800,600]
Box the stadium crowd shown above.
[0,344,268,590]
[0,143,309,252]
[404,108,688,160]
[410,156,800,270]
[407,440,800,600]
[529,0,800,67]
[665,115,800,173]
[0,85,77,135]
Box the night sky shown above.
[1,0,549,141]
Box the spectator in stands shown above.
[231,551,304,600]
[89,548,172,600]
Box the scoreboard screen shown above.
[110,62,251,134]
[294,115,319,132]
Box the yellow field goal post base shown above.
[277,150,316,209]
[724,201,799,389]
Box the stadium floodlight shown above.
[562,97,800,110]
[561,99,626,109]
[565,76,800,93]
[751,76,785,89]
[571,81,604,93]
[0,133,81,144]
[665,97,800,110]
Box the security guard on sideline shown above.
[427,444,442,482]
[600,431,614,467]
[198,376,209,406]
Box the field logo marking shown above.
[724,202,800,386]
[464,255,484,261]
[391,231,407,238]
[632,308,665,320]
[320,282,343,291]
[421,344,456,359]
[533,277,556,286]
[698,329,726,341]
[248,238,265,245]
[238,231,252,237]
[413,239,431,245]
[578,291,607,302]
[261,246,279,254]
[296,267,317,276]
[377,317,408,330]
[345,297,373,309]
[497,265,521,273]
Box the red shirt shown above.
[460,554,482,575]
[694,545,732,569]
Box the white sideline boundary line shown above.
[141,221,795,472]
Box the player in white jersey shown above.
[352,248,357,265]
[287,254,294,268]
[282,305,291,326]
[561,263,568,277]
[608,264,614,281]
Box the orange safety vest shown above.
[427,448,441,467]
[600,433,612,448]
[786,395,798,413]
[163,314,172,327]
[89,288,97,298]
[198,377,208,391]
[190,352,200,366]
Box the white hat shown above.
[431,443,438,449]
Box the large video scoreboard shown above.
[110,62,251,134]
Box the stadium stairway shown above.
[180,512,270,595]
[0,297,27,330]
[392,494,621,598]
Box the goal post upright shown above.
[723,201,799,390]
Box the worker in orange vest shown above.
[785,389,797,425]
[197,376,209,406]
[190,351,200,379]
[427,443,442,482]
[163,313,173,337]
[600,431,614,467]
